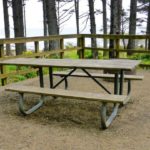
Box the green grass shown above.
[128,53,150,64]
[64,50,79,59]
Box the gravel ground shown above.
[0,70,149,150]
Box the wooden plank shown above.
[0,34,82,44]
[84,47,150,53]
[0,34,149,45]
[0,44,7,85]
[53,71,144,80]
[82,34,150,40]
[0,47,82,61]
[0,68,38,79]
[60,39,64,58]
[0,58,141,71]
[78,37,85,59]
[5,85,127,104]
[34,41,39,53]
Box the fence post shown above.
[34,41,40,58]
[78,35,85,59]
[60,38,64,59]
[0,44,7,85]
[35,41,39,53]
[115,34,120,59]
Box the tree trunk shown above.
[109,0,121,58]
[42,0,49,51]
[57,0,60,34]
[127,0,137,55]
[147,1,150,50]
[88,0,98,59]
[45,0,59,50]
[74,0,79,34]
[117,0,122,32]
[3,0,11,56]
[102,0,107,56]
[23,0,26,37]
[12,0,26,55]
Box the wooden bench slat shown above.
[5,85,127,104]
[53,71,144,80]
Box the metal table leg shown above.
[101,102,120,129]
[39,67,44,87]
[127,80,131,95]
[49,67,53,88]
[100,72,121,129]
[18,93,44,115]
[114,73,119,95]
[119,70,124,95]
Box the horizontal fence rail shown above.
[0,34,150,86]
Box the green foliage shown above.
[129,53,150,64]
[84,50,92,58]
[64,50,78,59]
[130,53,150,60]
[6,65,17,73]
[13,75,27,82]
[23,51,33,55]
[25,72,37,78]
[98,51,104,59]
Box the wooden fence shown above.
[0,34,150,86]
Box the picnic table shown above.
[0,58,142,129]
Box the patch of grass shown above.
[6,74,27,84]
[64,50,79,59]
[5,65,17,73]
[84,50,92,58]
[129,53,150,64]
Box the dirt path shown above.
[0,70,150,150]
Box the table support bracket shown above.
[53,68,77,89]
[101,102,120,129]
[18,93,44,115]
[81,68,111,94]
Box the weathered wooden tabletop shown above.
[0,58,140,71]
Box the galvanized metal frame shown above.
[52,68,77,89]
[18,93,44,115]
[127,80,131,95]
[81,68,111,94]
[101,103,120,129]
[39,67,44,87]
[47,67,129,129]
[100,71,121,129]
[22,65,130,129]
[49,67,53,88]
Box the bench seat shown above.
[5,85,127,104]
[53,71,144,80]
[5,85,130,129]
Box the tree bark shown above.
[12,0,26,55]
[3,0,11,56]
[42,0,49,51]
[109,0,121,58]
[146,1,150,50]
[127,0,137,55]
[88,0,98,59]
[117,0,122,32]
[74,0,79,34]
[23,0,26,37]
[45,0,59,50]
[74,0,80,52]
[102,0,107,56]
